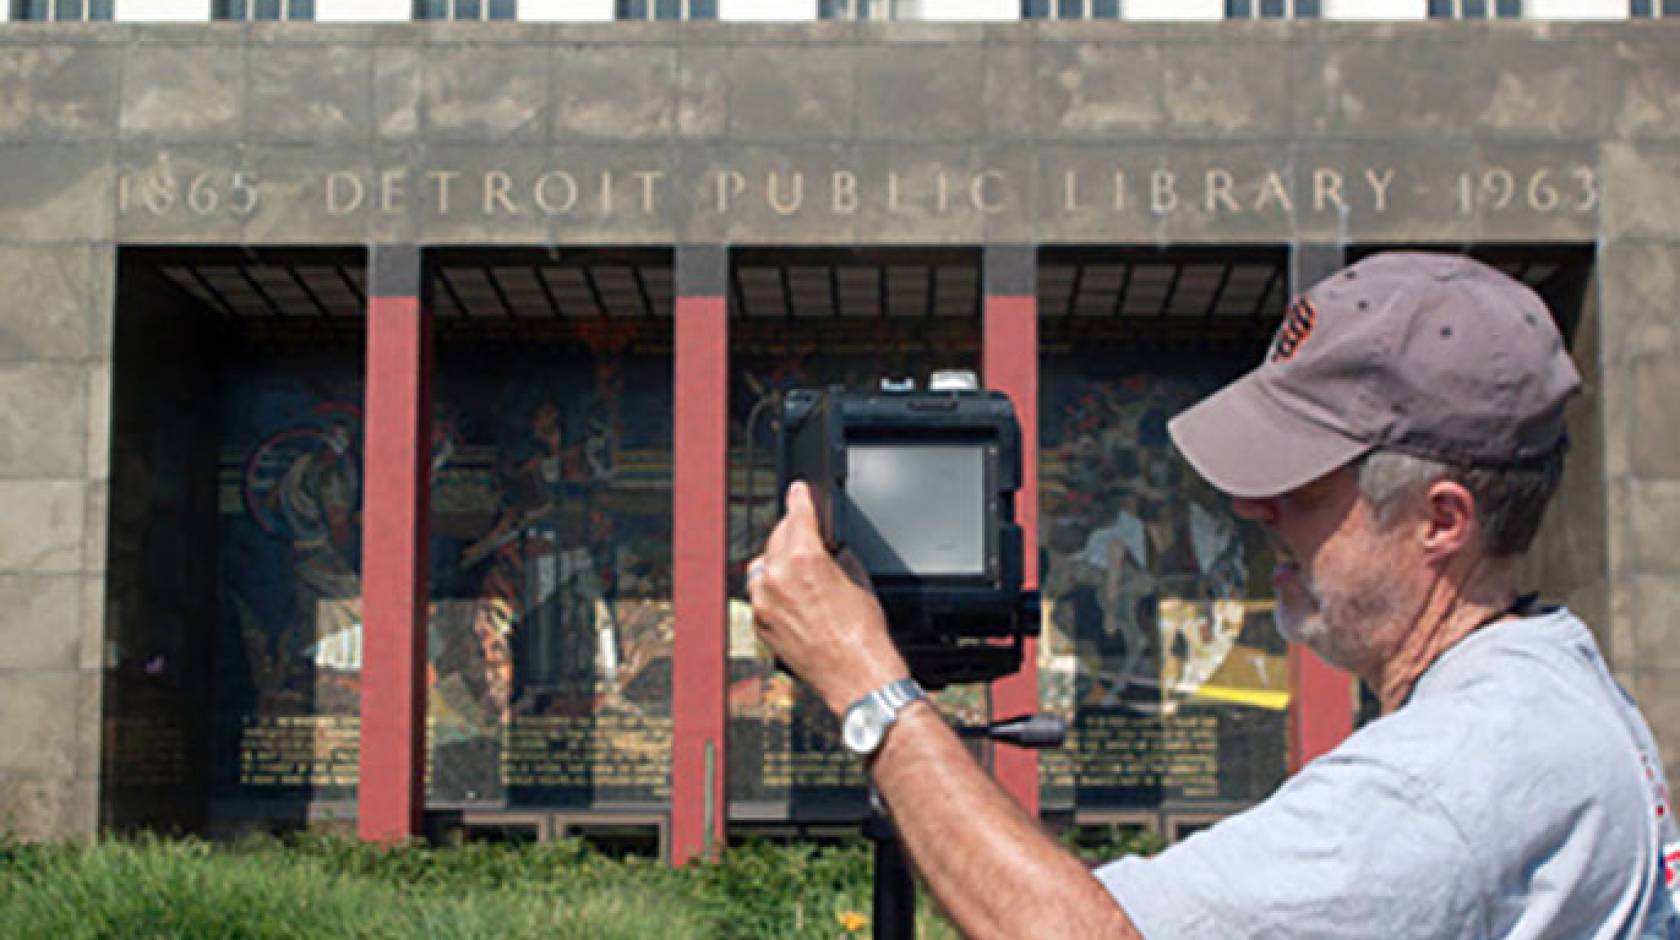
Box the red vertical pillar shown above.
[982,246,1040,816]
[670,245,729,864]
[358,245,432,842]
[1286,244,1354,773]
[1287,645,1354,772]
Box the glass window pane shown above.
[1295,0,1319,16]
[488,0,514,17]
[655,0,679,17]
[88,0,113,17]
[1022,0,1050,17]
[1225,0,1250,14]
[1427,0,1452,15]
[1662,0,1679,15]
[615,0,646,18]
[857,0,870,16]
[254,0,281,20]
[1057,0,1082,15]
[288,0,312,17]
[53,0,82,20]
[417,0,444,18]
[1495,0,1518,15]
[1259,0,1283,15]
[1631,0,1650,15]
[690,0,715,17]
[1092,0,1118,15]
[454,0,478,18]
[1463,0,1486,15]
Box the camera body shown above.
[777,383,1039,687]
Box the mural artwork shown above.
[1038,347,1289,811]
[212,322,674,809]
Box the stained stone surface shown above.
[0,575,80,672]
[0,245,98,363]
[0,364,87,480]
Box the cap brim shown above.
[1168,375,1371,499]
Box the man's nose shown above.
[1229,495,1279,525]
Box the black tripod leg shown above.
[871,816,916,940]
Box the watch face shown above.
[843,703,887,755]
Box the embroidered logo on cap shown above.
[1271,296,1318,364]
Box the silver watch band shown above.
[867,678,924,717]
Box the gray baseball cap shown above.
[1168,252,1582,499]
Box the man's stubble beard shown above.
[1273,556,1407,674]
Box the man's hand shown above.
[746,482,910,716]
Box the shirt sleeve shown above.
[1094,752,1487,940]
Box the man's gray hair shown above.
[1356,445,1568,558]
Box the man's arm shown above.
[748,483,1141,940]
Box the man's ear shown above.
[1420,479,1478,563]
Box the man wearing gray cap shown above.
[748,253,1680,938]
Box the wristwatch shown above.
[841,678,926,758]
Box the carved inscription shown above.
[114,161,1601,225]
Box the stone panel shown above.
[119,43,243,142]
[854,46,984,141]
[1631,358,1680,479]
[421,45,548,143]
[0,245,97,363]
[1472,144,1602,244]
[676,144,859,245]
[82,482,105,577]
[1601,144,1680,240]
[1032,42,1164,138]
[980,145,1036,245]
[0,45,120,142]
[113,145,248,245]
[1033,144,1167,244]
[0,774,90,842]
[240,146,417,246]
[982,43,1034,140]
[1628,479,1680,575]
[1159,42,1289,139]
[0,575,79,672]
[417,145,576,244]
[0,364,86,479]
[540,147,681,245]
[1151,144,1307,246]
[726,46,854,141]
[1597,240,1680,366]
[85,364,109,484]
[0,481,83,573]
[1611,33,1680,141]
[1288,142,1479,245]
[1628,576,1680,671]
[1291,33,1478,139]
[373,45,421,141]
[79,575,104,673]
[677,44,727,141]
[76,668,100,783]
[248,45,373,144]
[551,46,676,142]
[850,144,993,245]
[0,670,79,778]
[0,144,112,244]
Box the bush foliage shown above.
[0,826,1161,938]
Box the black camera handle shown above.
[867,712,1067,940]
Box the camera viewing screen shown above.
[843,443,987,577]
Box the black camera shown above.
[776,377,1040,688]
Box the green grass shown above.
[0,827,1160,938]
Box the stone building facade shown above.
[0,20,1676,859]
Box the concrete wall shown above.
[0,20,1674,838]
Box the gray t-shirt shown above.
[1096,608,1680,939]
